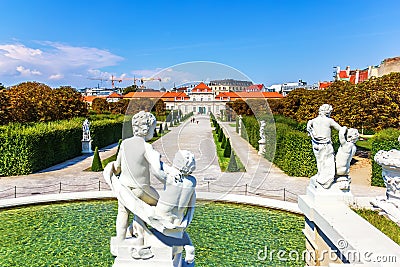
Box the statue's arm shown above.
[330,118,342,131]
[339,126,347,145]
[306,119,313,134]
[144,143,167,182]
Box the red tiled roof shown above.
[349,75,356,84]
[245,84,264,91]
[83,95,106,103]
[319,82,332,89]
[236,92,266,99]
[215,92,239,100]
[123,91,164,99]
[192,82,212,92]
[262,92,284,98]
[107,92,122,98]
[162,92,189,100]
[339,70,349,79]
[359,70,369,82]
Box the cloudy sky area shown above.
[1,0,400,89]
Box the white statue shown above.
[103,111,196,266]
[335,127,359,190]
[82,119,91,141]
[307,104,344,189]
[259,120,266,143]
[151,150,197,263]
[372,136,400,225]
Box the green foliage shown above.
[153,127,158,137]
[159,123,163,134]
[92,98,109,114]
[224,139,231,158]
[221,134,226,149]
[371,128,400,187]
[241,116,260,150]
[274,73,400,131]
[91,147,103,172]
[354,209,400,245]
[164,122,168,131]
[122,84,138,95]
[236,117,239,133]
[1,82,87,125]
[218,127,223,142]
[0,116,123,176]
[227,151,239,172]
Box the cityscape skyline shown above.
[0,0,400,88]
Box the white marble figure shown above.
[334,127,359,190]
[259,120,266,143]
[82,119,91,141]
[103,111,196,266]
[151,150,197,263]
[238,115,243,135]
[307,104,344,189]
[372,138,400,225]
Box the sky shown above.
[1,0,400,89]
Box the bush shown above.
[371,128,400,187]
[221,135,226,149]
[0,116,123,176]
[227,151,239,172]
[224,139,231,158]
[91,147,103,172]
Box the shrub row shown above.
[240,115,340,177]
[0,116,123,176]
[371,128,400,187]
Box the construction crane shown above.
[87,75,123,88]
[88,75,162,89]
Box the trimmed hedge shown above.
[371,128,400,187]
[0,116,123,176]
[240,115,340,177]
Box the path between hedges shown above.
[0,115,385,201]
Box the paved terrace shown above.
[0,115,385,202]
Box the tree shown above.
[221,134,226,149]
[218,127,223,142]
[123,84,139,95]
[159,123,163,134]
[53,86,88,119]
[109,99,129,114]
[153,127,158,137]
[164,122,168,131]
[0,89,10,124]
[91,147,103,171]
[227,150,239,172]
[92,98,109,114]
[224,139,232,158]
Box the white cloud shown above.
[0,42,124,86]
[16,66,42,76]
[49,74,64,80]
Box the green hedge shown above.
[371,128,400,187]
[0,116,123,176]
[241,116,260,150]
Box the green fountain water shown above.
[0,200,305,266]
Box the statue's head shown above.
[346,128,359,143]
[131,111,157,141]
[319,104,333,117]
[173,150,196,175]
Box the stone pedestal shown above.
[81,139,93,154]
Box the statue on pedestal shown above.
[81,119,93,153]
[372,137,400,225]
[258,120,266,156]
[103,111,196,267]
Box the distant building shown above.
[267,80,317,96]
[244,84,266,92]
[208,79,253,94]
[334,56,400,84]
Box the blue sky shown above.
[1,0,400,88]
